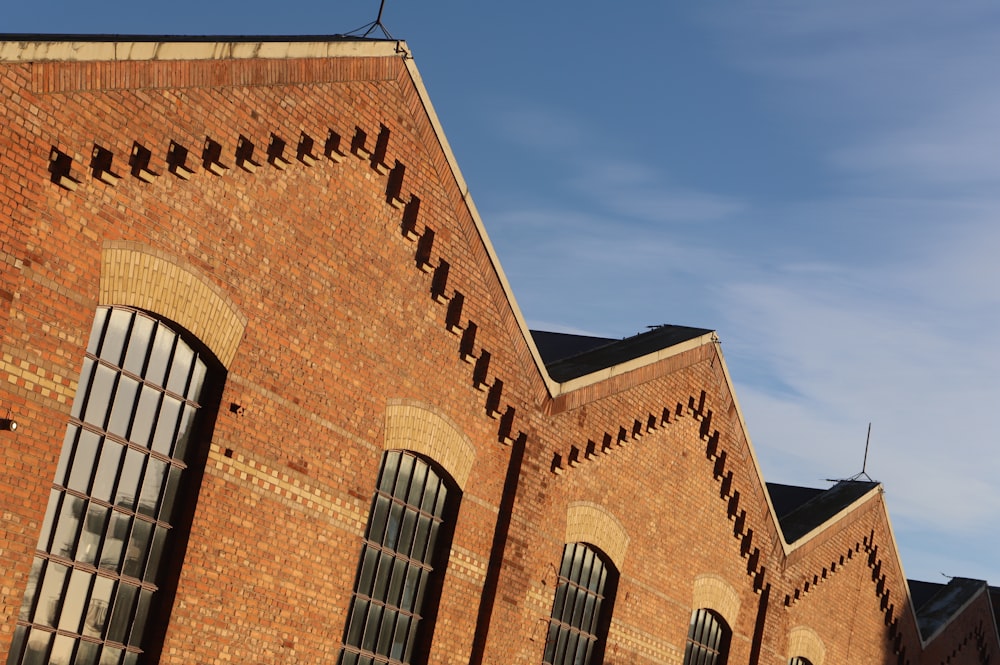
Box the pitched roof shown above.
[530,325,713,383]
[771,480,880,544]
[910,577,989,641]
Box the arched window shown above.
[338,450,457,665]
[542,542,617,665]
[8,306,219,665]
[683,608,731,665]
[789,658,813,665]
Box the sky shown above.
[6,2,1000,587]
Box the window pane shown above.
[122,519,153,579]
[54,426,79,487]
[86,308,109,356]
[166,342,194,395]
[106,583,138,643]
[106,376,139,439]
[186,361,207,402]
[98,513,131,572]
[35,490,61,551]
[58,568,92,632]
[77,503,109,566]
[71,359,95,421]
[99,309,132,366]
[18,557,45,622]
[355,546,379,598]
[143,525,169,584]
[34,561,69,627]
[346,598,369,646]
[74,640,101,665]
[172,404,198,461]
[386,557,407,607]
[91,441,124,504]
[157,465,183,523]
[83,364,117,428]
[143,324,174,386]
[137,457,166,518]
[84,576,115,638]
[66,429,101,493]
[128,588,154,647]
[114,449,145,511]
[51,495,85,559]
[129,386,160,448]
[366,495,390,545]
[122,314,154,376]
[150,396,181,456]
[22,627,52,665]
[377,452,400,493]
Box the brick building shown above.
[0,37,996,665]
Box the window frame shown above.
[683,608,732,665]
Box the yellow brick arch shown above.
[384,400,477,490]
[564,502,630,571]
[691,574,741,629]
[100,241,246,368]
[787,626,825,665]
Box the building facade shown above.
[0,37,996,665]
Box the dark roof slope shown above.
[766,482,825,519]
[776,480,879,544]
[530,325,713,383]
[910,577,988,640]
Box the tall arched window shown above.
[683,608,731,665]
[789,658,813,665]
[8,307,219,665]
[338,450,457,665]
[542,542,617,665]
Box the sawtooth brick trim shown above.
[692,574,741,628]
[384,399,476,490]
[564,501,629,571]
[100,241,246,368]
[787,626,826,665]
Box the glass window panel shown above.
[77,504,109,565]
[99,309,132,365]
[171,404,198,461]
[98,644,122,665]
[67,429,101,493]
[129,386,160,448]
[113,449,145,511]
[366,495,390,545]
[390,614,410,661]
[58,568,93,633]
[418,475,439,515]
[55,426,80,487]
[411,566,429,612]
[122,651,139,665]
[393,454,414,497]
[360,603,383,653]
[356,546,379,598]
[339,650,358,665]
[122,315,154,376]
[403,618,421,663]
[397,509,417,556]
[34,561,69,627]
[371,551,393,601]
[551,583,568,624]
[386,557,407,607]
[136,458,166,518]
[400,564,422,611]
[18,557,45,622]
[51,495,85,559]
[143,525,169,584]
[106,583,138,644]
[36,489,62,551]
[127,588,153,648]
[106,377,139,439]
[98,512,131,572]
[150,396,181,456]
[75,639,101,665]
[376,608,398,656]
[71,359,95,421]
[86,308,109,357]
[92,442,125,504]
[346,598,369,647]
[405,459,427,507]
[22,628,53,665]
[166,343,194,395]
[432,483,448,519]
[377,452,400,493]
[49,635,76,665]
[83,364,118,428]
[144,324,175,386]
[84,576,115,639]
[122,519,153,579]
[410,515,431,563]
[186,360,207,402]
[157,465,183,524]
[552,626,570,665]
[384,502,404,549]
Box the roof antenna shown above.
[827,422,876,483]
[345,0,395,40]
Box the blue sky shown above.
[7,2,1000,586]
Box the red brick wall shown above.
[0,42,994,665]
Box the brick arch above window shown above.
[564,502,629,571]
[692,575,741,629]
[100,241,246,368]
[384,400,476,490]
[787,626,825,665]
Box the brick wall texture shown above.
[0,39,996,665]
